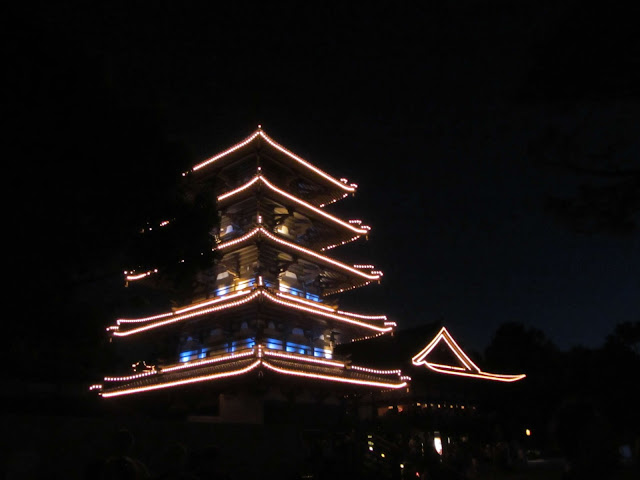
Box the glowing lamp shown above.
[434,436,443,456]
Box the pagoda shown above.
[92,127,408,413]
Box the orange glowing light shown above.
[192,130,356,194]
[218,175,369,235]
[412,327,526,382]
[215,227,382,281]
[101,360,262,398]
[261,361,407,389]
[109,287,392,337]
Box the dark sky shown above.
[8,1,639,353]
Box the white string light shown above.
[162,349,256,373]
[412,327,526,382]
[319,193,349,208]
[275,291,337,312]
[124,269,157,281]
[218,175,370,234]
[349,365,402,376]
[321,235,362,251]
[192,131,261,171]
[112,291,262,337]
[336,311,387,321]
[261,290,392,333]
[192,130,356,195]
[173,290,252,315]
[101,360,262,398]
[257,131,356,193]
[215,227,381,281]
[100,356,409,398]
[261,361,407,389]
[110,287,392,337]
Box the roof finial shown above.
[257,124,262,130]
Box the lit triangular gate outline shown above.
[411,327,526,382]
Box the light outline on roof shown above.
[192,130,356,194]
[100,360,262,398]
[109,288,392,337]
[215,227,381,281]
[218,174,369,235]
[411,327,526,382]
[261,360,407,389]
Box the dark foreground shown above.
[3,413,637,480]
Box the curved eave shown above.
[216,226,381,283]
[190,129,356,202]
[262,358,408,390]
[100,357,262,398]
[417,363,526,382]
[97,347,407,398]
[109,287,392,338]
[411,327,526,383]
[218,175,370,237]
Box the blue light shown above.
[179,349,198,362]
[285,341,310,355]
[216,286,230,296]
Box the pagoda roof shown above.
[189,128,357,207]
[411,327,526,382]
[95,345,408,398]
[336,324,526,383]
[124,224,380,295]
[215,226,381,292]
[108,285,392,339]
[217,174,370,250]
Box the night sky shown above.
[8,2,639,356]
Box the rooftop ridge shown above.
[191,129,357,193]
[110,286,392,337]
[412,327,526,382]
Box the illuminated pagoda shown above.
[92,127,408,419]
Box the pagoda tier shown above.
[217,173,371,251]
[109,284,392,348]
[412,327,526,382]
[188,128,358,207]
[93,345,408,398]
[214,225,381,295]
[125,225,381,298]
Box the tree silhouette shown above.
[484,321,558,374]
[527,119,640,235]
[604,320,640,355]
[521,4,640,235]
[125,175,220,306]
